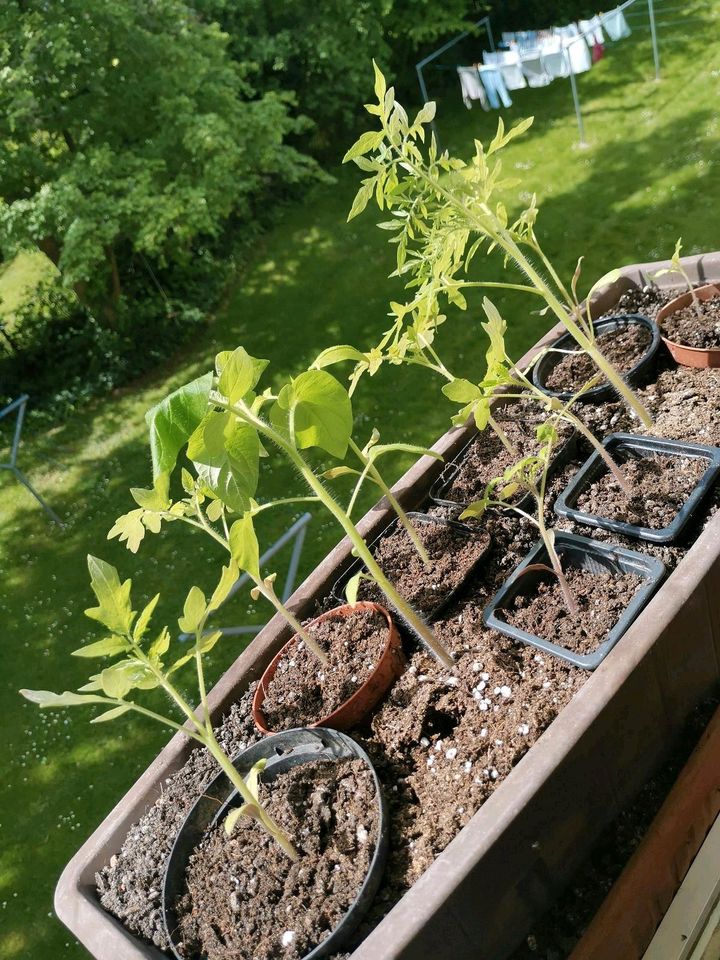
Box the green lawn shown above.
[2,3,720,956]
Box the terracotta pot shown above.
[251,601,405,734]
[657,283,720,368]
[569,705,720,960]
[54,251,720,960]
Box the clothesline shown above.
[457,6,631,112]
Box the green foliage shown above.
[270,370,353,459]
[146,374,214,483]
[0,0,319,315]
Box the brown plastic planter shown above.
[251,601,404,735]
[55,251,720,960]
[657,283,720,367]
[569,705,720,960]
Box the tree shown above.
[0,0,317,319]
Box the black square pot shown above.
[554,433,720,544]
[331,512,490,624]
[531,313,661,403]
[482,532,666,670]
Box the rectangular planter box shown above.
[55,252,720,960]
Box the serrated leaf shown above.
[168,652,193,675]
[134,593,160,641]
[217,347,269,405]
[145,372,213,482]
[85,556,135,636]
[101,660,157,698]
[414,101,436,126]
[181,467,195,494]
[197,629,223,654]
[91,704,132,723]
[442,379,481,404]
[206,498,224,522]
[107,509,146,554]
[20,689,108,708]
[130,474,170,512]
[148,626,171,661]
[343,130,384,164]
[347,181,373,221]
[270,371,353,459]
[230,514,260,581]
[71,636,130,659]
[188,410,260,514]
[178,586,207,635]
[373,59,386,105]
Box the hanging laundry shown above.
[457,66,489,110]
[592,39,605,62]
[542,49,570,79]
[478,66,512,109]
[564,34,592,74]
[521,55,552,87]
[578,16,605,46]
[483,49,527,91]
[602,6,632,41]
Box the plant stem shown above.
[203,728,299,862]
[254,577,328,665]
[348,437,430,565]
[218,396,455,669]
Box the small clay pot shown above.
[657,283,720,368]
[252,601,404,734]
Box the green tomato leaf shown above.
[197,629,223,654]
[107,509,147,554]
[343,130,384,164]
[145,372,213,482]
[134,593,160,641]
[217,347,269,404]
[312,345,366,370]
[85,556,135,636]
[20,689,108,708]
[345,570,363,606]
[442,379,481,404]
[178,586,207,635]
[130,474,170,512]
[188,411,260,513]
[148,626,171,662]
[229,514,260,581]
[209,561,240,613]
[90,704,132,724]
[270,371,353,459]
[71,636,130,659]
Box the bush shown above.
[0,277,206,422]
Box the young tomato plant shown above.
[21,556,299,860]
[108,348,455,668]
[328,62,652,428]
[653,238,702,315]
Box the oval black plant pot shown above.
[331,511,491,623]
[429,429,578,513]
[555,433,720,544]
[532,313,661,403]
[162,728,389,960]
[482,532,666,670]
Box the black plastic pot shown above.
[554,433,720,544]
[482,532,666,670]
[532,313,661,403]
[331,511,491,622]
[429,428,578,513]
[162,728,389,960]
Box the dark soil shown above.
[175,758,377,960]
[96,282,720,960]
[544,323,651,393]
[510,698,720,960]
[352,518,491,617]
[499,564,642,654]
[440,416,571,506]
[260,609,388,730]
[575,451,708,529]
[660,295,720,349]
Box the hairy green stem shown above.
[218,397,455,669]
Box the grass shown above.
[2,2,720,956]
[0,250,56,327]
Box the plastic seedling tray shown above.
[163,728,388,960]
[532,313,661,403]
[482,532,666,670]
[554,433,720,544]
[331,511,490,623]
[429,428,578,513]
